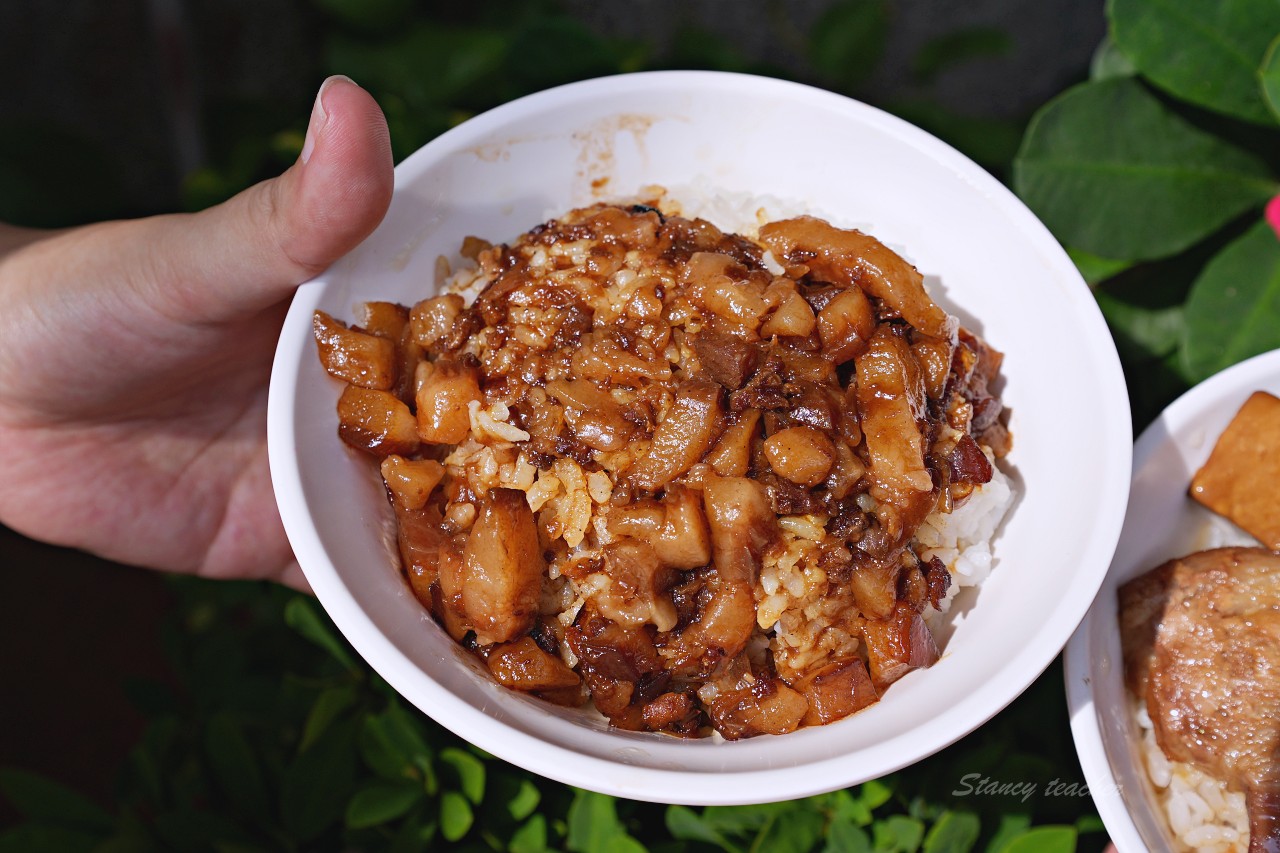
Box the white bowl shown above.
[268,70,1131,805]
[1066,348,1280,850]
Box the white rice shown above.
[1135,700,1249,852]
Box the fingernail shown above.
[301,75,356,164]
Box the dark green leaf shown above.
[152,807,256,850]
[510,814,549,853]
[1014,77,1276,261]
[1068,248,1135,284]
[360,701,432,780]
[700,802,790,836]
[912,28,1011,83]
[922,810,980,853]
[0,824,102,853]
[388,806,438,853]
[665,805,740,851]
[810,0,891,90]
[566,790,647,853]
[281,720,359,842]
[313,0,414,34]
[824,817,873,853]
[0,768,113,832]
[1096,289,1186,360]
[1109,0,1280,124]
[299,684,359,753]
[440,747,486,805]
[508,779,541,821]
[503,16,623,92]
[860,779,895,811]
[1183,220,1280,380]
[751,807,823,853]
[873,815,925,852]
[326,23,507,109]
[831,789,874,826]
[1090,36,1137,80]
[440,791,474,843]
[283,598,358,671]
[204,713,269,822]
[1259,33,1280,121]
[345,781,425,829]
[1074,813,1106,834]
[984,814,1031,853]
[991,825,1076,853]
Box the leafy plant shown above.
[1014,0,1280,427]
[0,578,1105,852]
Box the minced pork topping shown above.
[314,201,1009,739]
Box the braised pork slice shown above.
[1120,547,1280,852]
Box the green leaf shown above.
[824,817,873,853]
[281,719,359,843]
[984,814,1031,853]
[204,713,269,822]
[503,16,624,92]
[1014,77,1276,261]
[0,768,113,832]
[1074,813,1106,835]
[872,815,925,853]
[831,789,874,827]
[911,28,1011,83]
[299,684,359,753]
[566,790,647,853]
[440,747,486,805]
[1183,219,1280,380]
[283,598,358,671]
[510,814,549,853]
[810,0,891,90]
[345,781,425,829]
[699,802,790,836]
[508,779,541,822]
[991,825,1076,853]
[665,805,740,851]
[360,701,432,780]
[1259,32,1280,121]
[751,807,824,853]
[922,811,980,853]
[1108,0,1280,125]
[388,806,438,853]
[859,779,894,811]
[326,23,507,109]
[1096,288,1186,360]
[440,791,474,843]
[1090,35,1137,80]
[1067,248,1134,284]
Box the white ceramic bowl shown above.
[268,70,1131,805]
[1066,348,1280,850]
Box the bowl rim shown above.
[269,68,1133,804]
[1064,346,1280,851]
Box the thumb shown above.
[160,75,394,321]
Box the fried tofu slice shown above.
[1191,391,1280,549]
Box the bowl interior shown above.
[269,71,1131,804]
[1066,348,1280,851]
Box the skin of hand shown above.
[0,76,394,590]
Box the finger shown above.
[153,76,395,322]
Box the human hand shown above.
[0,76,393,589]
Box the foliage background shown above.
[6,0,1279,850]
